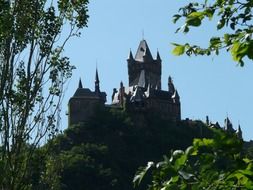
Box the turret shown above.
[206,116,210,125]
[224,117,235,133]
[119,81,125,107]
[236,125,243,140]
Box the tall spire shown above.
[95,68,100,93]
[78,78,83,88]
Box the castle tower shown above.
[68,72,106,126]
[127,40,161,89]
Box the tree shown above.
[0,0,89,189]
[172,0,253,66]
[134,130,253,189]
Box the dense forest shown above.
[25,106,218,189]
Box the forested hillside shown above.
[41,107,214,190]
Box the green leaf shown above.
[210,37,221,47]
[188,12,204,18]
[231,42,248,62]
[172,45,185,56]
[186,12,204,27]
[217,19,225,30]
[178,170,194,180]
[185,146,194,156]
[133,161,154,187]
[175,154,187,169]
[223,34,230,45]
[173,14,181,23]
[243,158,252,164]
[186,17,202,27]
[204,8,215,20]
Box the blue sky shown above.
[62,1,253,141]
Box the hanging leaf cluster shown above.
[172,0,253,66]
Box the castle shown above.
[68,39,181,125]
[67,39,243,140]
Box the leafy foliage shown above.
[134,130,253,189]
[0,0,89,189]
[172,0,253,66]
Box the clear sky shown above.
[62,1,253,141]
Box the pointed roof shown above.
[128,49,134,60]
[95,68,101,93]
[237,125,242,133]
[78,78,83,88]
[135,40,153,62]
[168,76,173,84]
[95,68,100,83]
[156,51,161,61]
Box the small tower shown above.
[224,117,235,133]
[95,68,100,93]
[236,125,243,140]
[119,81,125,107]
[206,116,210,126]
